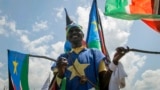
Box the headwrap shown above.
[66,23,83,36]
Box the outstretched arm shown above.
[99,47,128,90]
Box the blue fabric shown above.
[86,0,100,45]
[8,50,28,90]
[64,40,72,53]
[57,48,105,90]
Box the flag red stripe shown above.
[142,19,160,33]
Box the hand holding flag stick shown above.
[116,46,160,55]
[113,47,129,65]
[113,46,160,65]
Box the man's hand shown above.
[56,57,68,78]
[113,47,129,65]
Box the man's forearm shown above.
[99,69,112,90]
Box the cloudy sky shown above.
[1,0,160,90]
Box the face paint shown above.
[67,26,84,45]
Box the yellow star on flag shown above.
[68,59,89,80]
[13,60,18,75]
[92,21,98,31]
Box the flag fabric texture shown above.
[8,50,29,90]
[104,0,160,20]
[142,19,160,33]
[86,0,110,62]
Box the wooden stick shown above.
[29,54,57,62]
[129,48,160,54]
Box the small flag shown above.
[8,50,29,90]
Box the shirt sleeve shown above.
[98,60,107,73]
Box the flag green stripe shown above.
[105,0,129,14]
[88,40,101,50]
[105,14,160,20]
[21,55,29,90]
[61,77,66,90]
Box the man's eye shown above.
[76,29,80,31]
[69,29,74,33]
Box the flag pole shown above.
[95,0,111,62]
[28,54,57,62]
[129,48,160,54]
[122,46,160,54]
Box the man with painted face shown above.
[49,9,128,90]
[50,8,127,90]
[51,9,127,90]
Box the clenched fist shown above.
[56,57,68,78]
[113,47,129,65]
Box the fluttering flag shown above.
[8,50,29,90]
[86,0,110,62]
[142,0,160,33]
[104,0,160,33]
[104,0,160,20]
[142,19,160,33]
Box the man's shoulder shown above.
[87,48,101,52]
[84,48,104,56]
[58,53,70,58]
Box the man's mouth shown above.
[71,34,79,39]
[73,35,78,38]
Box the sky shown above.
[0,0,160,90]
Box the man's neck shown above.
[71,42,82,48]
[72,46,85,54]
